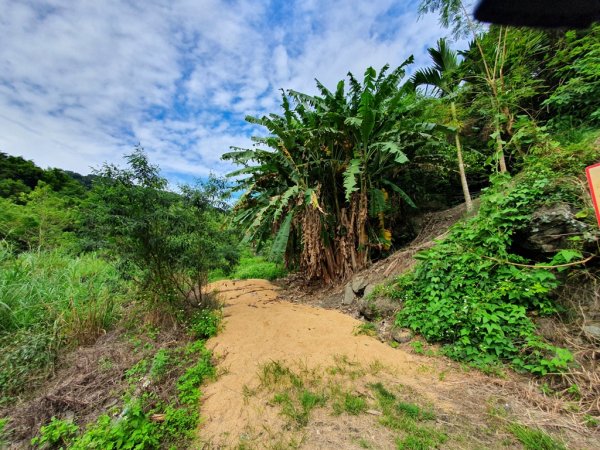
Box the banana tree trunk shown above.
[450,102,473,212]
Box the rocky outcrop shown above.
[516,203,598,254]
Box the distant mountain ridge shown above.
[0,152,97,198]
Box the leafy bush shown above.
[31,417,79,448]
[87,147,239,311]
[70,401,160,450]
[188,309,221,340]
[393,172,581,373]
[544,25,600,128]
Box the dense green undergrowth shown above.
[389,132,599,374]
[0,246,128,404]
[209,248,287,282]
[30,333,216,449]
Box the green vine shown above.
[392,173,585,374]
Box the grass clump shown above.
[258,361,325,428]
[354,322,378,337]
[369,383,446,449]
[273,390,326,427]
[332,392,367,415]
[507,423,566,450]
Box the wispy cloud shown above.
[0,0,458,180]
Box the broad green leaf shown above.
[372,142,409,164]
[343,159,362,202]
[269,212,293,262]
[381,179,416,208]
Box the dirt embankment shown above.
[197,279,599,449]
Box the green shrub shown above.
[31,417,79,448]
[188,309,221,340]
[87,148,239,311]
[392,173,580,374]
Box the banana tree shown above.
[224,63,424,283]
[411,38,473,212]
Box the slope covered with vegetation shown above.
[0,149,244,447]
[0,3,599,448]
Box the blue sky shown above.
[0,0,465,184]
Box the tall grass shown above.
[0,243,127,403]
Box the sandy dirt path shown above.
[196,279,599,449]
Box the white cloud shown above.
[0,0,460,180]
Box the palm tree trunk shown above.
[494,117,508,173]
[450,102,473,212]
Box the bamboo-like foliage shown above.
[411,38,473,211]
[224,63,433,283]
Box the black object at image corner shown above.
[474,0,600,28]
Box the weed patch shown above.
[31,417,78,448]
[369,382,446,449]
[507,423,566,450]
[354,322,378,337]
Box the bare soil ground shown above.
[197,279,600,449]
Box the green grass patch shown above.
[354,322,378,337]
[332,392,367,415]
[369,382,446,449]
[507,423,566,450]
[209,250,287,282]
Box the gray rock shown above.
[343,283,356,305]
[583,324,600,339]
[351,276,368,294]
[358,297,399,320]
[391,327,413,343]
[520,203,591,254]
[363,284,375,298]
